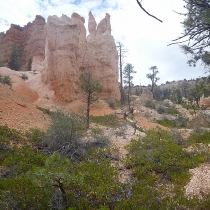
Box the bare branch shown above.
[136,0,163,23]
[167,39,189,46]
[172,10,187,16]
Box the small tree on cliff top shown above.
[79,71,103,129]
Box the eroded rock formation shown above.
[42,12,120,101]
[42,14,81,102]
[0,15,45,71]
[0,12,120,102]
[84,12,119,100]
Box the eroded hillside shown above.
[0,83,50,131]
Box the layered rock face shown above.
[42,12,120,101]
[0,15,45,71]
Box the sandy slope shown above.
[0,83,50,131]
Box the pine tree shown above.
[146,66,159,97]
[27,58,32,71]
[7,44,19,70]
[123,63,136,110]
[79,71,103,129]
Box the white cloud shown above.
[0,0,206,85]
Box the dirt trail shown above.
[134,115,169,131]
[99,108,170,183]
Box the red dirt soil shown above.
[0,83,50,131]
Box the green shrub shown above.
[2,153,68,208]
[1,151,125,210]
[0,126,26,171]
[167,107,180,115]
[2,146,46,177]
[145,100,181,116]
[106,97,116,109]
[0,74,12,87]
[0,176,50,209]
[0,125,46,150]
[66,158,125,209]
[157,115,188,128]
[0,125,25,146]
[145,99,156,109]
[91,127,104,136]
[26,128,45,141]
[181,103,199,110]
[43,111,111,162]
[156,104,166,114]
[20,73,28,80]
[173,114,188,127]
[188,130,210,144]
[36,106,52,115]
[0,129,126,209]
[43,111,87,161]
[88,146,120,161]
[0,126,47,179]
[124,129,195,182]
[157,119,175,127]
[1,125,210,208]
[90,114,118,127]
[123,129,207,208]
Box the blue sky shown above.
[0,0,206,85]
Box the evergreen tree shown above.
[7,44,19,70]
[146,66,159,97]
[7,43,25,71]
[123,63,136,110]
[79,71,102,129]
[172,1,210,70]
[181,79,190,98]
[171,88,182,104]
[163,89,171,100]
[27,57,32,71]
[17,44,24,70]
[189,79,206,108]
[153,87,162,100]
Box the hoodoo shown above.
[0,12,120,102]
